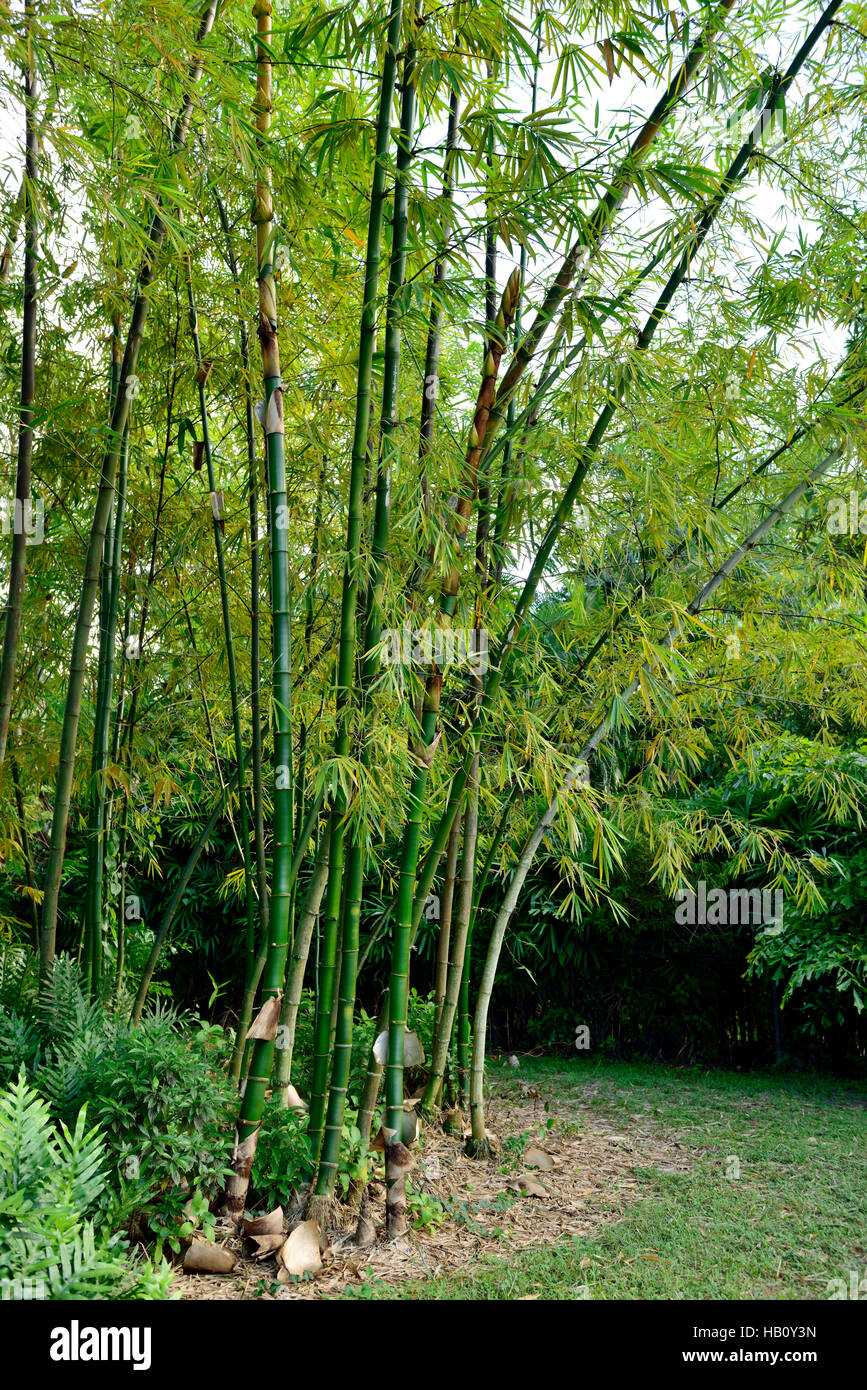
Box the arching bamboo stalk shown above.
[468,439,849,1152]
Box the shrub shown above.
[0,1073,174,1300]
[0,961,235,1208]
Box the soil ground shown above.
[173,1054,867,1301]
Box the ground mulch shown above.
[175,1066,695,1300]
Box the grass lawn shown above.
[345,1057,867,1300]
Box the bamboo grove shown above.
[1,0,867,1246]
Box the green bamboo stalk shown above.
[114,377,176,760]
[0,5,39,772]
[110,422,171,1006]
[456,923,471,1109]
[383,269,520,1237]
[475,60,498,575]
[209,185,271,1080]
[273,829,330,1104]
[418,86,460,463]
[185,264,258,1081]
[491,26,540,588]
[270,785,329,1096]
[10,755,38,941]
[314,37,418,1210]
[408,84,461,596]
[38,0,221,979]
[457,784,520,1104]
[433,807,462,1030]
[421,752,478,1112]
[221,0,294,1221]
[84,315,129,999]
[306,0,405,1156]
[292,454,326,850]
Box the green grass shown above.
[344,1057,867,1300]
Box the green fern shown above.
[0,1073,173,1301]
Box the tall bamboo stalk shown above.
[491,26,540,587]
[433,807,462,1028]
[0,3,39,772]
[408,84,460,595]
[83,317,129,999]
[221,0,294,1220]
[383,269,519,1237]
[273,830,330,1104]
[422,753,478,1111]
[418,86,460,463]
[313,36,418,1210]
[185,263,257,1077]
[210,186,271,1081]
[271,469,326,1098]
[306,0,406,1155]
[38,0,221,978]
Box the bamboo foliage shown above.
[0,0,864,1263]
[468,438,852,1147]
[38,0,221,977]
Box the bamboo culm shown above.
[38,0,221,978]
[221,0,294,1222]
[306,0,405,1156]
[314,36,418,1209]
[0,6,39,771]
